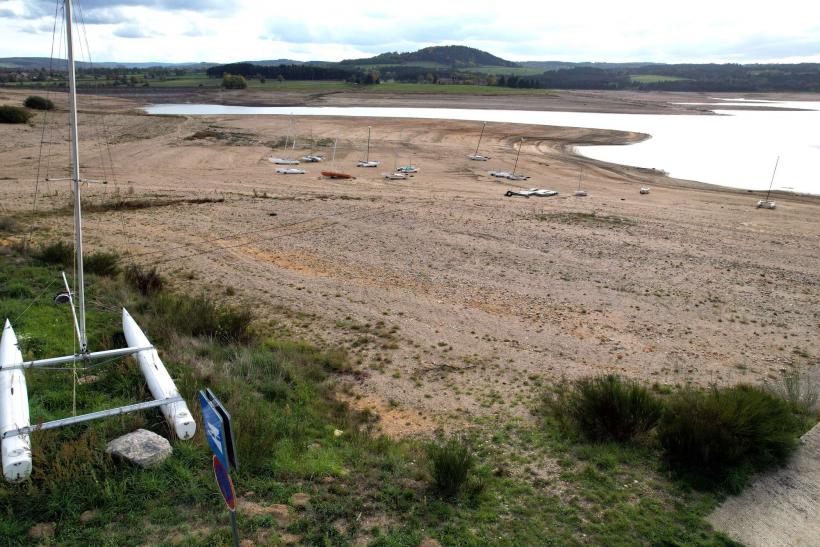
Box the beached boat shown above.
[276,167,306,174]
[467,122,490,161]
[0,0,195,483]
[756,157,779,209]
[574,168,588,196]
[504,188,559,198]
[490,138,529,180]
[321,139,353,179]
[640,187,651,194]
[356,126,380,167]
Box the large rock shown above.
[105,429,172,468]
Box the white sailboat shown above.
[0,0,195,483]
[490,138,529,180]
[756,156,778,209]
[574,167,588,197]
[269,124,300,165]
[467,122,490,161]
[357,126,380,168]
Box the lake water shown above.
[145,100,820,195]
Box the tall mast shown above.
[474,122,486,155]
[765,156,779,203]
[65,0,87,353]
[366,126,371,162]
[512,138,523,176]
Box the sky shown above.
[1,0,819,64]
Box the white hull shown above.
[122,310,196,440]
[269,158,300,165]
[357,161,380,168]
[467,154,489,161]
[276,168,306,174]
[0,320,31,482]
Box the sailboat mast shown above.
[65,0,87,353]
[765,156,779,203]
[366,126,371,162]
[512,138,523,176]
[475,122,485,155]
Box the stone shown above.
[105,429,172,468]
[29,522,55,540]
[79,509,98,524]
[289,492,310,509]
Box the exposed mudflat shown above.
[1,88,818,433]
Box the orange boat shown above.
[321,170,353,179]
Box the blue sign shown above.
[199,391,229,471]
[213,455,236,510]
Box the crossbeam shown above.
[1,396,183,439]
[4,345,153,371]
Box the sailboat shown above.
[269,123,300,165]
[321,139,353,179]
[490,138,529,180]
[383,142,408,180]
[356,126,380,168]
[1,0,195,483]
[467,122,490,161]
[574,167,588,197]
[300,129,324,162]
[756,156,778,209]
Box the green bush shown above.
[24,95,54,110]
[0,105,33,124]
[658,385,802,481]
[764,368,818,414]
[84,251,120,277]
[34,240,73,265]
[428,436,477,498]
[547,375,663,442]
[124,264,164,296]
[221,73,247,89]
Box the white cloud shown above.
[0,0,818,63]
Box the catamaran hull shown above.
[0,320,31,482]
[122,310,196,440]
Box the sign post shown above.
[200,390,239,547]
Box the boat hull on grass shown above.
[122,309,196,440]
[322,170,353,179]
[0,320,31,482]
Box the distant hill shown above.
[0,57,216,70]
[340,45,519,68]
[520,61,661,71]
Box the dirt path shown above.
[708,421,820,546]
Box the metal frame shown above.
[2,396,182,439]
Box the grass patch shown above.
[535,211,635,227]
[124,263,164,296]
[630,74,688,83]
[428,436,481,499]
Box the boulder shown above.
[105,429,172,468]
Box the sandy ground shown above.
[1,88,818,434]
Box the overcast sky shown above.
[1,0,819,64]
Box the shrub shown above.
[124,264,164,296]
[84,251,119,277]
[0,105,33,124]
[428,436,476,498]
[547,374,663,442]
[221,73,247,89]
[24,95,54,110]
[0,217,19,233]
[764,368,818,414]
[658,385,802,482]
[34,240,73,265]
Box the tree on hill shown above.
[221,73,247,89]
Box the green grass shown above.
[0,248,761,545]
[630,74,688,83]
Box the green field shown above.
[629,74,688,83]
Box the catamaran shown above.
[467,122,490,161]
[490,138,529,180]
[1,0,195,483]
[356,126,380,168]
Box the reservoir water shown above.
[145,100,820,195]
